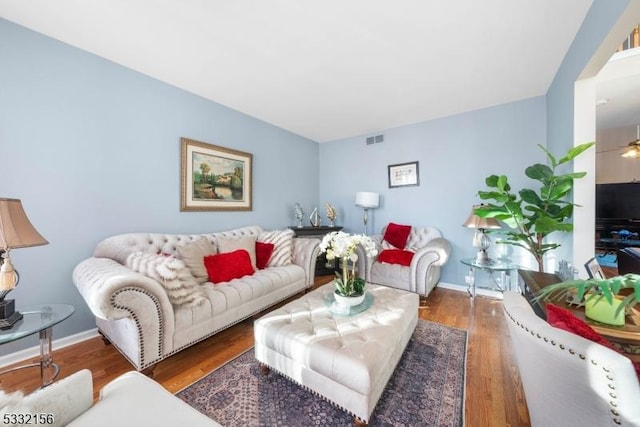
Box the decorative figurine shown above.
[294,203,304,228]
[325,203,337,227]
[309,207,321,227]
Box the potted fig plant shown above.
[319,231,378,306]
[475,142,595,272]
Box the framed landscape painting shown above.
[181,138,253,211]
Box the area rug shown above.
[177,320,467,426]
[596,253,617,268]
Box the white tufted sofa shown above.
[73,226,320,372]
[355,225,451,298]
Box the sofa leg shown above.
[419,295,428,307]
[99,332,111,346]
[354,417,368,426]
[142,365,156,378]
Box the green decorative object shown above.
[535,273,640,320]
[585,295,625,326]
[475,142,595,272]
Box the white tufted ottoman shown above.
[254,282,419,426]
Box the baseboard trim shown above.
[0,328,100,369]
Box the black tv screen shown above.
[596,182,640,220]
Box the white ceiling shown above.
[0,0,599,142]
[596,48,640,131]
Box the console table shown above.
[0,304,75,387]
[290,226,342,276]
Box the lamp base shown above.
[475,250,494,265]
[0,299,23,330]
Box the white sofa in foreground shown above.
[0,369,219,427]
[73,226,319,372]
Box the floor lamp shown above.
[355,192,379,234]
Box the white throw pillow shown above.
[258,229,294,267]
[177,237,216,283]
[126,252,206,307]
[216,235,257,269]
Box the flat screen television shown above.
[596,182,640,220]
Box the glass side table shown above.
[0,304,75,387]
[460,258,519,298]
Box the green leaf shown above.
[497,175,509,192]
[485,175,500,188]
[557,142,595,165]
[525,164,554,182]
[519,189,542,205]
[547,181,573,201]
[537,144,558,168]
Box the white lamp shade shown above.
[355,192,379,208]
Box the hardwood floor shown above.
[0,277,531,426]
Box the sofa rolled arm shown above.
[410,237,452,294]
[355,234,383,281]
[73,257,174,322]
[292,237,321,287]
[413,237,451,267]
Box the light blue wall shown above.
[319,96,547,285]
[0,19,319,355]
[546,0,631,262]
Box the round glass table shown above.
[0,304,75,387]
[461,258,519,298]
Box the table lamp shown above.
[355,192,379,234]
[0,198,48,329]
[463,205,500,264]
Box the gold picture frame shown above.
[180,138,253,211]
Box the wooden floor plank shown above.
[0,277,531,426]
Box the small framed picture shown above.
[388,161,419,188]
[181,138,253,211]
[584,257,605,279]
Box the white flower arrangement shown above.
[319,231,378,297]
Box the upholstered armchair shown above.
[502,291,640,427]
[355,223,451,298]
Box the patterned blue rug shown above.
[596,253,617,268]
[177,320,467,426]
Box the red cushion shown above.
[383,222,412,249]
[377,249,414,266]
[546,304,614,347]
[204,249,255,284]
[255,241,275,270]
[546,304,640,379]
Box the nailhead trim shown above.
[259,361,369,423]
[505,308,622,425]
[110,287,164,370]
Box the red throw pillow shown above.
[255,241,275,270]
[377,249,414,266]
[383,222,412,249]
[546,304,613,347]
[546,304,640,379]
[204,249,255,284]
